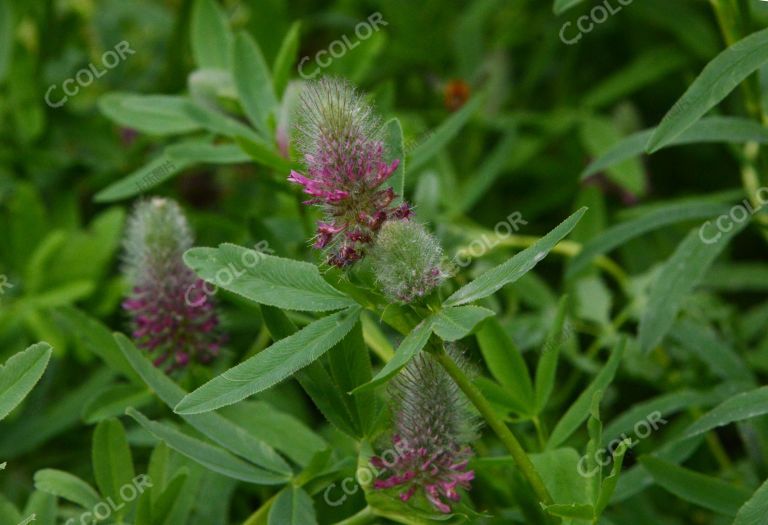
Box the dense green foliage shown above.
[1,0,768,524]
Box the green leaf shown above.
[267,486,317,525]
[92,418,135,519]
[115,334,292,476]
[326,320,377,436]
[175,307,361,414]
[580,115,645,196]
[548,338,626,449]
[166,141,251,165]
[232,32,277,139]
[581,117,768,180]
[0,342,52,421]
[235,135,296,172]
[259,305,364,437]
[382,118,405,203]
[23,491,56,525]
[535,296,569,413]
[272,22,300,98]
[183,101,262,142]
[476,317,535,411]
[670,319,754,384]
[57,307,142,383]
[639,456,750,516]
[582,48,687,109]
[408,93,484,173]
[553,0,586,15]
[682,386,768,440]
[98,93,201,136]
[444,207,586,306]
[94,153,189,202]
[82,384,152,423]
[647,27,768,152]
[542,503,594,519]
[222,401,327,467]
[566,200,732,278]
[352,317,434,394]
[0,0,12,82]
[595,439,629,516]
[432,305,495,342]
[734,477,768,525]
[34,469,101,509]
[639,220,749,353]
[191,0,232,69]
[184,244,356,312]
[127,408,286,485]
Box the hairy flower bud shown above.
[372,350,477,513]
[122,198,223,371]
[368,220,446,303]
[288,77,412,267]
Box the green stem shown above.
[431,345,554,506]
[333,506,377,525]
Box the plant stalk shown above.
[431,345,555,507]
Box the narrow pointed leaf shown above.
[640,456,750,516]
[184,243,356,311]
[127,408,287,485]
[176,307,361,414]
[0,342,52,421]
[639,220,749,353]
[444,208,586,306]
[432,305,495,342]
[232,32,277,139]
[647,27,768,152]
[352,318,434,393]
[548,338,626,449]
[682,386,768,439]
[115,334,292,475]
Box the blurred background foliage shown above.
[1,0,768,523]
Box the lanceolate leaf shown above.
[639,220,749,353]
[444,207,586,306]
[175,307,361,414]
[640,456,750,516]
[272,22,301,98]
[566,200,732,278]
[432,305,495,342]
[98,93,202,136]
[647,27,768,152]
[34,470,101,509]
[734,477,768,525]
[547,338,626,449]
[127,408,286,485]
[191,0,232,69]
[184,243,357,312]
[232,32,277,140]
[582,117,768,179]
[408,93,484,173]
[0,342,52,421]
[267,486,318,525]
[92,419,135,519]
[535,296,569,413]
[475,317,534,411]
[553,0,586,15]
[115,334,292,476]
[682,386,768,439]
[352,317,434,394]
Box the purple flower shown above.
[289,77,412,267]
[122,198,224,371]
[372,351,477,513]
